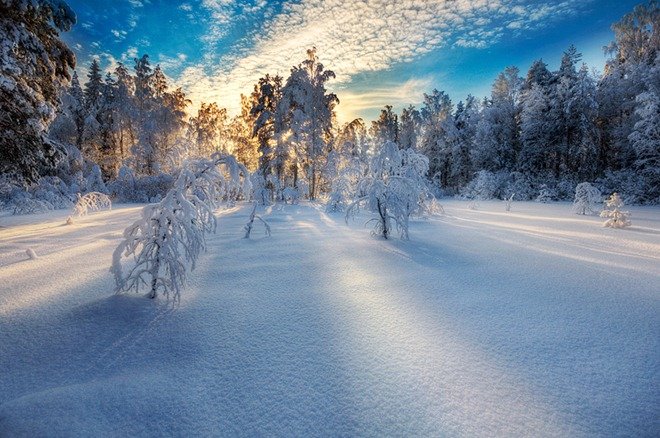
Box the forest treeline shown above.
[0,0,658,211]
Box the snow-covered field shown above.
[0,200,658,436]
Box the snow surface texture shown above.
[0,201,658,436]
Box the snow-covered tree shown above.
[419,89,456,190]
[229,94,260,172]
[49,70,86,149]
[278,48,338,199]
[600,192,631,228]
[399,105,421,151]
[326,156,363,212]
[346,141,431,240]
[0,0,76,185]
[572,182,601,215]
[628,91,660,203]
[370,105,399,145]
[111,153,250,300]
[519,83,552,175]
[243,202,271,239]
[566,65,599,180]
[473,67,521,174]
[451,96,479,189]
[504,193,515,211]
[189,102,228,158]
[251,74,282,177]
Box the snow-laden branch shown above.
[73,192,112,216]
[110,153,251,300]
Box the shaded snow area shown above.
[0,201,658,436]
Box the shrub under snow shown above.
[600,192,631,228]
[346,141,433,240]
[573,182,601,215]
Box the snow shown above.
[0,200,658,436]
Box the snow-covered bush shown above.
[346,141,432,240]
[73,192,112,216]
[505,172,535,201]
[111,154,250,300]
[535,184,555,203]
[572,182,601,215]
[11,196,52,215]
[32,176,75,209]
[244,203,271,238]
[282,187,300,204]
[108,166,175,203]
[600,192,631,228]
[595,170,651,205]
[461,170,507,200]
[556,178,578,201]
[85,164,108,193]
[326,158,362,212]
[251,171,271,205]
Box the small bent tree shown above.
[572,182,601,215]
[244,202,271,238]
[111,153,250,300]
[346,141,432,240]
[600,192,631,228]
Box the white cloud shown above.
[176,0,588,116]
[158,53,189,71]
[111,29,128,41]
[336,77,435,123]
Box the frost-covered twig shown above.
[111,153,250,300]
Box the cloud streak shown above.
[176,0,588,118]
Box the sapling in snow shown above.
[346,141,432,240]
[572,182,601,215]
[600,192,631,228]
[244,203,271,238]
[111,153,250,300]
[504,193,515,211]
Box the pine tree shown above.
[473,67,521,174]
[452,95,479,189]
[84,58,103,111]
[629,91,660,202]
[0,0,76,185]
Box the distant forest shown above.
[1,1,658,212]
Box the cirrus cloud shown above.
[176,0,589,119]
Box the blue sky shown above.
[62,0,643,123]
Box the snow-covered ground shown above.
[0,200,658,436]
